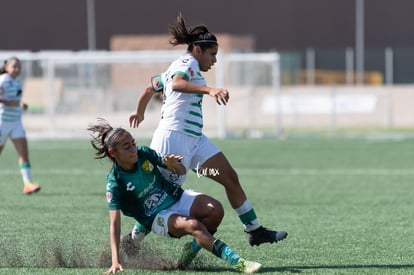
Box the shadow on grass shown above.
[123,263,414,273]
[261,264,414,273]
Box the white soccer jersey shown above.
[159,53,206,137]
[0,73,23,122]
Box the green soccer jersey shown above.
[106,146,183,231]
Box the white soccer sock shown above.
[19,162,32,184]
[132,225,147,242]
[234,200,260,232]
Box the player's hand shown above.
[104,263,124,274]
[209,88,229,105]
[129,113,144,128]
[163,154,184,165]
[21,102,28,110]
[163,154,185,175]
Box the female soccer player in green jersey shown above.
[88,119,262,274]
[0,57,40,194]
[129,15,287,248]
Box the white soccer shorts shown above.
[151,189,200,238]
[0,120,26,146]
[150,128,220,185]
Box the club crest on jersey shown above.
[189,68,195,77]
[152,78,161,90]
[106,192,112,203]
[141,160,154,173]
[157,217,165,227]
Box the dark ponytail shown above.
[87,118,128,163]
[168,14,218,52]
[0,60,7,74]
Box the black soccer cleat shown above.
[246,226,288,246]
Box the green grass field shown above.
[1,137,414,274]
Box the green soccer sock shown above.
[190,238,202,253]
[212,239,240,266]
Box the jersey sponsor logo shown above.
[138,175,156,199]
[144,191,168,216]
[106,191,112,203]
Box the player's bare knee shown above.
[206,199,224,225]
[185,218,203,233]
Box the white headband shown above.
[194,40,218,44]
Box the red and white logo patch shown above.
[106,192,112,203]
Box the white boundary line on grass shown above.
[1,168,414,176]
[239,168,414,176]
[0,169,105,175]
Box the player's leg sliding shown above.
[235,200,288,246]
[178,238,261,273]
[233,258,263,274]
[177,239,202,270]
[178,229,218,269]
[212,239,262,273]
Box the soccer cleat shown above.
[120,232,141,257]
[177,242,199,270]
[23,183,41,195]
[233,258,262,274]
[246,226,288,246]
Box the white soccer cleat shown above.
[233,258,262,273]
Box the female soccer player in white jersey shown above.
[88,119,262,273]
[0,57,40,194]
[128,15,287,252]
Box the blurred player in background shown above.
[0,57,40,194]
[88,119,262,273]
[129,14,287,253]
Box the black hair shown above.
[168,14,218,52]
[87,118,129,163]
[0,56,20,75]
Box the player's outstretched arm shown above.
[129,84,157,128]
[0,98,20,107]
[105,210,124,274]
